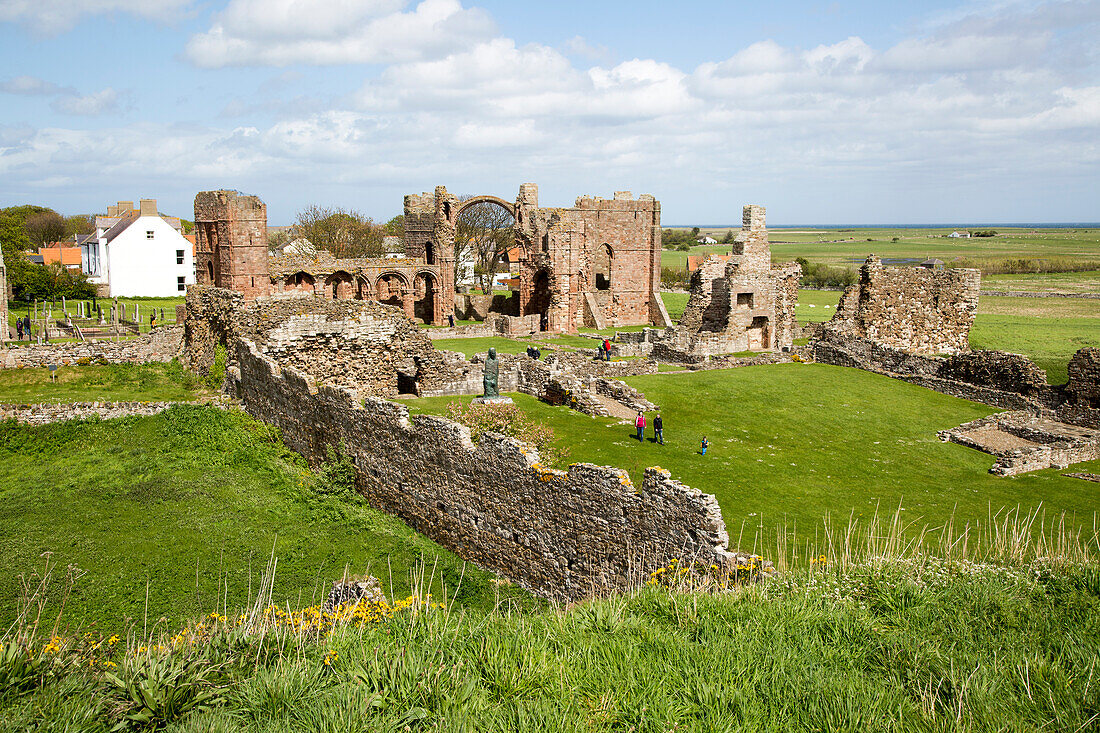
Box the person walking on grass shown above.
[16,319,23,340]
[700,436,709,456]
[653,413,664,445]
[635,412,646,442]
[603,338,612,361]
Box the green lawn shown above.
[0,406,533,633]
[0,362,210,403]
[409,365,1100,557]
[431,337,534,357]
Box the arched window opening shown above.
[593,244,612,290]
[207,260,214,283]
[425,241,435,265]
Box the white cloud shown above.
[52,88,119,115]
[1,75,121,115]
[185,0,494,67]
[0,0,193,35]
[0,75,61,95]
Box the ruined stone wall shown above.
[0,400,188,425]
[232,339,732,601]
[0,248,8,338]
[193,190,271,300]
[1067,348,1100,408]
[664,206,800,355]
[0,327,183,369]
[825,256,980,355]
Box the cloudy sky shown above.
[0,0,1097,225]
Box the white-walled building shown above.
[81,199,195,297]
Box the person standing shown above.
[603,338,612,361]
[700,436,709,456]
[635,412,646,442]
[23,316,31,341]
[16,319,23,340]
[653,413,664,445]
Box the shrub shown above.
[445,400,567,467]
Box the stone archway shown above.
[525,269,552,331]
[284,272,315,293]
[377,272,410,314]
[413,271,437,324]
[324,271,354,299]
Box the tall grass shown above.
[2,508,1098,731]
[955,256,1100,275]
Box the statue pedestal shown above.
[472,396,514,405]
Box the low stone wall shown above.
[0,327,184,369]
[980,290,1100,300]
[424,324,495,339]
[0,400,183,425]
[232,338,733,601]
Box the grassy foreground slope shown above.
[2,556,1097,731]
[411,365,1100,558]
[0,361,211,403]
[0,406,533,633]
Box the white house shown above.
[81,199,195,297]
[948,230,971,238]
[696,236,718,244]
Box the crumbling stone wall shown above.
[232,338,732,601]
[660,206,800,355]
[824,256,980,355]
[1067,348,1100,408]
[0,248,8,338]
[0,400,190,425]
[0,327,183,369]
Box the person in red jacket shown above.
[603,338,612,361]
[634,412,646,442]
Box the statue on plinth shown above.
[483,347,499,398]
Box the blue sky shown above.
[0,0,1097,225]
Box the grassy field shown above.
[409,365,1100,558]
[662,227,1100,270]
[2,552,1097,731]
[0,361,211,403]
[0,406,534,634]
[983,270,1100,294]
[430,337,534,357]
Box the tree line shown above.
[1,205,97,300]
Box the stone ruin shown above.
[193,184,671,334]
[0,247,8,338]
[821,254,981,355]
[658,205,800,356]
[404,183,671,333]
[178,284,735,601]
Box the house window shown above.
[737,292,754,308]
[146,230,155,239]
[176,249,184,265]
[177,276,186,292]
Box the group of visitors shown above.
[597,338,613,361]
[634,412,664,445]
[634,412,708,455]
[525,345,542,360]
[14,316,32,341]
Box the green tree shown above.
[25,211,66,248]
[291,206,384,259]
[721,229,735,244]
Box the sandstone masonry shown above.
[0,326,183,369]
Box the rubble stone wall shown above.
[1067,348,1100,408]
[0,327,184,369]
[0,400,185,425]
[825,256,980,355]
[232,339,732,601]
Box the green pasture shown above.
[408,365,1100,556]
[983,270,1100,294]
[661,227,1100,270]
[0,406,532,633]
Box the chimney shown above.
[139,199,157,217]
[107,205,119,217]
[118,201,134,212]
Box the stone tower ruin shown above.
[193,190,271,299]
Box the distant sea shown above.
[674,223,1100,229]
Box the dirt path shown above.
[592,393,636,421]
